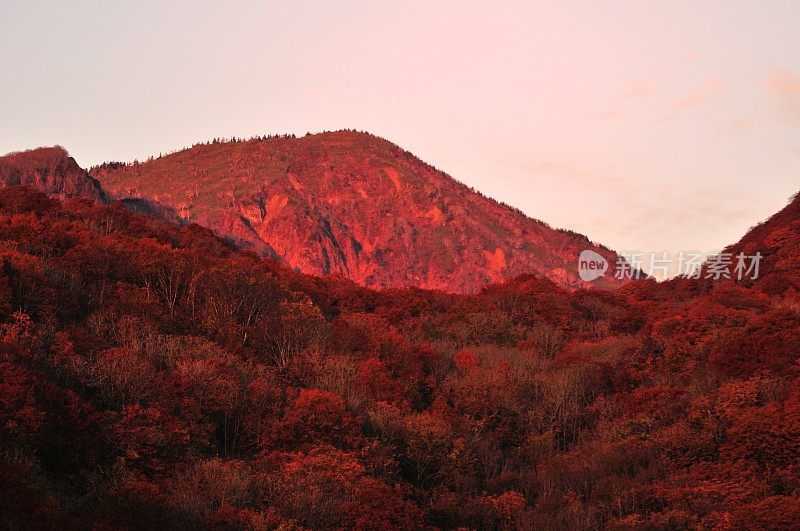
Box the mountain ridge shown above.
[0,146,104,202]
[87,130,627,292]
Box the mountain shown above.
[0,146,104,202]
[89,131,626,292]
[723,191,800,294]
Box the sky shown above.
[2,1,799,277]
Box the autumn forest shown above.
[0,166,799,530]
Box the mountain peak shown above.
[89,133,625,293]
[0,146,104,201]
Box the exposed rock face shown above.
[90,131,627,292]
[0,146,104,202]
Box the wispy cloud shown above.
[587,78,729,122]
[643,77,729,123]
[586,108,626,119]
[767,68,800,123]
[622,81,656,100]
[725,118,757,133]
[584,82,655,119]
[506,157,773,261]
[663,77,726,111]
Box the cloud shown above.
[586,108,626,119]
[767,68,800,122]
[725,118,757,133]
[622,82,656,100]
[663,77,726,111]
[584,82,657,119]
[635,77,729,123]
[502,155,783,268]
[587,78,728,122]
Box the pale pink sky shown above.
[2,1,799,276]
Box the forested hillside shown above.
[1,187,800,529]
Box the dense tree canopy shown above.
[1,186,799,529]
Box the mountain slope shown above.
[90,131,624,292]
[724,190,800,294]
[0,146,104,202]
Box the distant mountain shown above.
[0,146,104,202]
[89,131,626,292]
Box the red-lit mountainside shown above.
[89,131,625,292]
[722,191,800,295]
[0,146,104,202]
